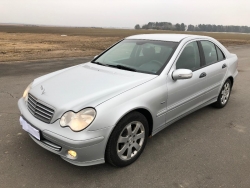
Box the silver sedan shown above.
[18,34,238,167]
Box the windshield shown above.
[92,39,178,75]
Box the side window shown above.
[176,41,201,71]
[200,41,217,65]
[216,46,225,61]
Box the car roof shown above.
[126,34,206,42]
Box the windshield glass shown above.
[92,39,178,74]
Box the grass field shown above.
[1,25,250,62]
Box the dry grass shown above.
[1,26,250,62]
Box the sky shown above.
[1,0,250,28]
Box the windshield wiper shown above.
[92,62,137,72]
[91,61,108,66]
[107,64,137,72]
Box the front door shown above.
[165,41,208,124]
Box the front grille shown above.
[27,94,54,123]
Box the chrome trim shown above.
[27,93,55,123]
[35,111,51,120]
[36,103,54,113]
[28,100,36,109]
[35,107,52,116]
[41,140,62,151]
[153,97,217,135]
[156,108,167,117]
[167,83,220,113]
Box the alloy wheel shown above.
[117,121,145,161]
[221,82,230,105]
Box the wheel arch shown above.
[134,108,153,137]
[228,76,234,88]
[109,107,154,138]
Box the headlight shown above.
[60,108,96,131]
[23,82,33,101]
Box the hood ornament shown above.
[41,85,45,95]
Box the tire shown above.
[105,111,149,167]
[213,79,232,108]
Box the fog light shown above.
[67,150,77,159]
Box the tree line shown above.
[135,22,186,31]
[135,22,250,33]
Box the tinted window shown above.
[176,41,201,71]
[201,41,217,65]
[216,46,225,61]
[94,39,178,74]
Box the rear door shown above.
[199,40,228,100]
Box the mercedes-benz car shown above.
[18,34,238,167]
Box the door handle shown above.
[199,72,207,78]
[222,64,227,69]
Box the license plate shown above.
[19,116,40,140]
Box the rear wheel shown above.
[213,79,232,108]
[105,112,149,167]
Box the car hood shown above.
[29,62,156,119]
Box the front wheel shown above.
[213,79,232,108]
[105,112,149,167]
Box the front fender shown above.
[88,75,167,133]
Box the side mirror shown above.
[172,69,193,81]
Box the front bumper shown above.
[18,98,113,166]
